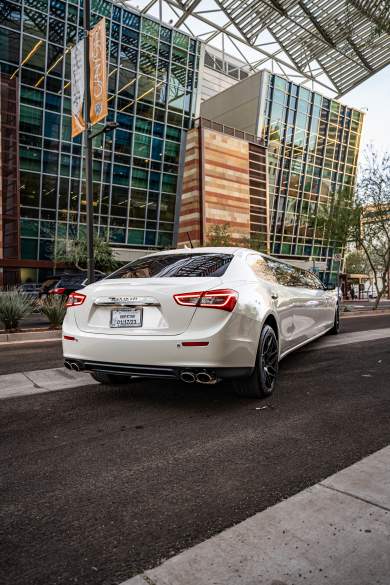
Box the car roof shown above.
[140,246,251,257]
[125,247,310,272]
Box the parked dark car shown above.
[17,283,41,298]
[39,276,62,298]
[45,272,105,298]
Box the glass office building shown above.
[261,73,364,283]
[200,69,364,284]
[0,0,200,283]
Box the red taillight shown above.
[49,287,66,295]
[173,291,204,306]
[173,289,238,312]
[65,292,86,307]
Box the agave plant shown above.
[0,289,36,331]
[40,296,67,329]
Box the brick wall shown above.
[178,127,260,247]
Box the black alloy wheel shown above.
[329,304,340,335]
[234,324,279,398]
[260,326,279,393]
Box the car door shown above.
[304,271,335,332]
[289,268,326,342]
[248,255,299,355]
[260,262,324,348]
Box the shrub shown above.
[40,296,67,329]
[0,289,36,331]
[207,223,232,246]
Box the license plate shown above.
[110,308,143,328]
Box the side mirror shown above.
[325,283,336,290]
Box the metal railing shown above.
[194,117,265,148]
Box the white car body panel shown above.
[62,247,337,379]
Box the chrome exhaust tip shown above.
[180,371,196,383]
[64,360,72,370]
[70,362,80,372]
[196,371,217,385]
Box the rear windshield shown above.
[57,275,86,287]
[108,254,233,279]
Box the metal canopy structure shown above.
[122,0,390,97]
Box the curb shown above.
[341,309,390,318]
[0,330,62,343]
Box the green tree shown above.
[315,148,390,309]
[344,251,369,275]
[54,235,119,274]
[239,232,268,253]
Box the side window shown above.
[247,255,278,284]
[248,255,302,286]
[263,260,311,288]
[247,255,324,289]
[302,270,324,290]
[265,259,296,286]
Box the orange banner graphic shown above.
[89,18,108,125]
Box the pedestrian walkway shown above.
[123,446,390,585]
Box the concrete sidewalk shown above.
[0,367,96,399]
[123,446,390,585]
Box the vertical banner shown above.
[71,39,86,138]
[89,18,108,125]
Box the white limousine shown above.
[63,247,339,398]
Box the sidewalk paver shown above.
[123,447,390,585]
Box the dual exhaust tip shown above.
[64,360,81,372]
[180,371,217,385]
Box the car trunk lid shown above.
[74,277,223,336]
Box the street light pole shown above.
[83,0,95,285]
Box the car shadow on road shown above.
[92,375,282,415]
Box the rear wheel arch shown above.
[262,313,279,342]
[234,318,279,399]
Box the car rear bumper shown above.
[62,311,259,372]
[63,358,252,381]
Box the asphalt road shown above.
[1,314,390,585]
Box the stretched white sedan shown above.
[62,247,339,398]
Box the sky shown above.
[343,66,390,156]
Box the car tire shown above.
[234,324,279,399]
[328,304,340,335]
[91,371,131,384]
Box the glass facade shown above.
[0,0,200,271]
[261,73,363,283]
